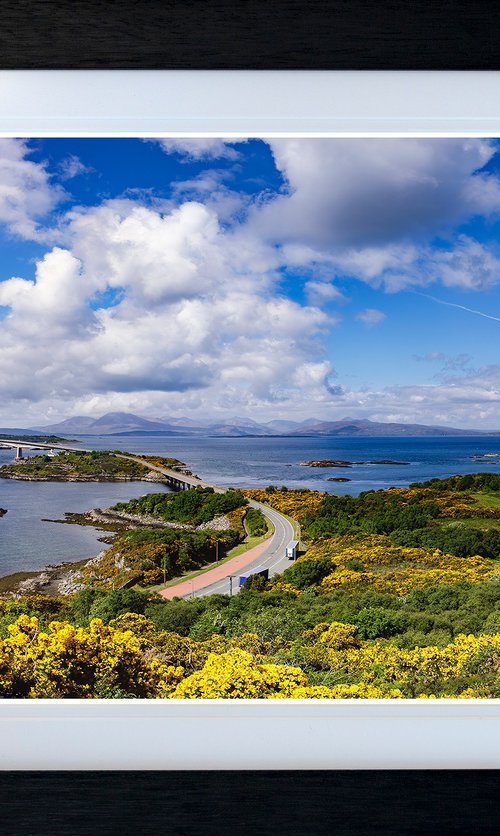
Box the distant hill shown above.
[26,411,500,438]
[31,412,187,436]
[284,418,496,437]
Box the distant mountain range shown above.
[9,411,498,438]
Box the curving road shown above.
[160,500,296,600]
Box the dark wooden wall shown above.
[1,771,499,835]
[1,2,499,833]
[0,0,499,69]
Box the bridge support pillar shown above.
[15,446,23,460]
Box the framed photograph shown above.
[1,68,500,831]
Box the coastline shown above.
[0,473,166,483]
[0,500,235,597]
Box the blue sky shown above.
[0,136,499,428]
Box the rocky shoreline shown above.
[0,472,166,483]
[0,558,90,596]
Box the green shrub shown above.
[245,508,267,537]
[282,558,336,589]
[355,607,408,639]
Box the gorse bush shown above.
[243,488,327,523]
[3,608,500,698]
[80,527,240,588]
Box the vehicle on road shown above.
[238,566,269,588]
[285,539,299,560]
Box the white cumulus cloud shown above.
[154,138,241,161]
[0,138,65,239]
[258,138,500,249]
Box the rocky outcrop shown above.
[302,460,354,468]
[301,459,409,468]
[197,514,232,532]
[71,507,233,533]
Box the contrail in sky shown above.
[414,291,500,323]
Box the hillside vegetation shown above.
[3,473,500,698]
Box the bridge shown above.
[0,438,89,461]
[115,453,224,493]
[0,439,222,493]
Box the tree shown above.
[88,589,150,623]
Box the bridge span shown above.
[0,438,89,461]
[0,439,222,493]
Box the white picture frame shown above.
[1,70,499,770]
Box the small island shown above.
[301,459,410,468]
[0,450,187,482]
[301,459,358,468]
[369,459,410,465]
[0,508,7,517]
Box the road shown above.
[118,457,297,599]
[160,500,296,599]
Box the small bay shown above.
[0,446,170,576]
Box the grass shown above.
[226,515,274,557]
[439,517,500,531]
[0,570,40,594]
[0,450,150,480]
[471,492,500,509]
